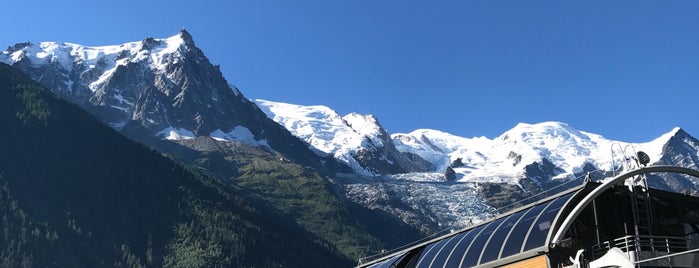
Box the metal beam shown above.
[550,166,699,246]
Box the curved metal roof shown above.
[363,185,584,268]
[550,165,699,246]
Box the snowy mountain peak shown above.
[254,99,430,175]
[656,126,684,143]
[1,33,318,156]
[143,32,189,54]
[253,99,351,155]
[254,98,695,184]
[140,29,196,57]
[2,31,191,67]
[389,122,695,185]
[254,99,386,175]
[342,113,387,148]
[669,127,685,137]
[498,121,596,143]
[177,29,195,45]
[0,32,201,100]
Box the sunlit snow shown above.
[154,125,269,147]
[392,122,680,184]
[210,126,269,147]
[254,99,683,186]
[109,105,129,113]
[157,127,195,140]
[255,99,385,175]
[0,32,190,92]
[113,93,134,106]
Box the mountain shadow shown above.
[142,135,424,263]
[0,62,351,267]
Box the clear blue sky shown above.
[3,1,698,142]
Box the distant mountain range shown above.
[255,99,699,230]
[3,31,699,264]
[256,99,698,188]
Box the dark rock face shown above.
[576,162,610,181]
[354,146,423,175]
[523,158,566,185]
[507,151,522,166]
[444,167,457,181]
[450,157,464,168]
[648,129,699,192]
[352,120,431,174]
[659,129,699,169]
[402,151,434,171]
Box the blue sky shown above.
[3,1,697,142]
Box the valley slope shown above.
[0,63,351,267]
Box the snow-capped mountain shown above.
[0,30,328,169]
[393,122,678,184]
[255,99,430,175]
[338,124,699,231]
[251,98,696,190]
[647,128,699,192]
[255,100,699,229]
[254,97,699,190]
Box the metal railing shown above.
[592,235,689,258]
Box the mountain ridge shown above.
[255,99,430,175]
[4,32,699,253]
[256,99,690,185]
[1,30,336,173]
[257,99,699,231]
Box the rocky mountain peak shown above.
[141,30,195,56]
[2,32,330,170]
[660,127,699,161]
[1,32,231,133]
[669,127,689,140]
[177,29,195,45]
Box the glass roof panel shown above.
[461,217,506,267]
[479,209,527,264]
[430,233,464,267]
[416,242,437,265]
[378,253,404,268]
[415,238,450,268]
[523,192,574,251]
[499,200,549,257]
[443,225,484,267]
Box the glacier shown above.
[255,99,681,185]
[256,99,695,230]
